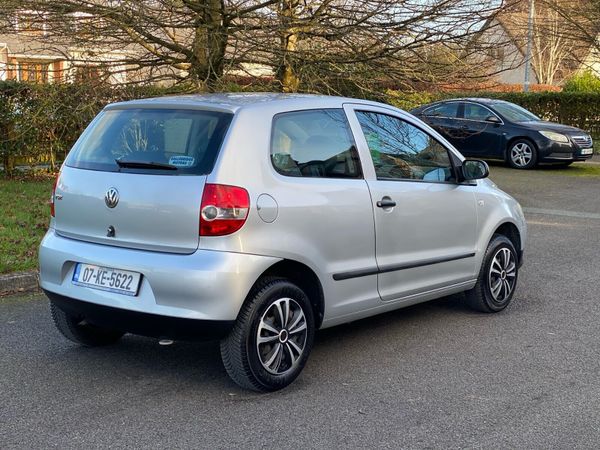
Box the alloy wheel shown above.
[488,247,517,303]
[256,297,308,375]
[510,142,533,168]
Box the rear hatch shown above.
[54,107,233,254]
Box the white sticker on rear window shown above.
[169,156,195,167]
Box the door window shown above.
[423,102,459,118]
[463,103,494,122]
[356,111,454,182]
[270,109,361,178]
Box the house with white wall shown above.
[0,11,132,84]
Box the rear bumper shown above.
[39,228,280,324]
[46,290,234,340]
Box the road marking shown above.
[526,220,575,227]
[524,207,600,220]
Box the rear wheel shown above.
[50,302,124,346]
[465,234,519,313]
[220,277,315,391]
[508,139,537,169]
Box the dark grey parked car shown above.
[411,98,594,169]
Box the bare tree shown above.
[540,0,599,46]
[2,0,279,87]
[530,2,578,84]
[1,0,507,92]
[539,0,600,76]
[489,0,594,85]
[255,0,507,93]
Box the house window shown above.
[51,61,63,82]
[74,65,106,82]
[7,58,18,80]
[487,46,506,61]
[18,61,50,82]
[6,59,63,83]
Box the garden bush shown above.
[563,71,600,93]
[2,81,600,176]
[0,81,185,176]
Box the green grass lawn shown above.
[0,175,54,274]
[537,161,600,177]
[563,163,600,177]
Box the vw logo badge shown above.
[105,187,119,208]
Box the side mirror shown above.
[485,115,501,124]
[462,159,489,181]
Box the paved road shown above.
[2,164,600,449]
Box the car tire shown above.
[465,234,519,313]
[50,302,125,346]
[220,277,315,392]
[507,139,537,169]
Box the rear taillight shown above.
[50,175,59,217]
[200,184,250,236]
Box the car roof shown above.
[433,97,499,105]
[105,92,386,113]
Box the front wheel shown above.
[220,277,315,392]
[507,139,537,169]
[465,234,519,313]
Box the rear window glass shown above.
[66,108,233,175]
[423,102,458,118]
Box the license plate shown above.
[72,263,141,296]
[581,148,594,155]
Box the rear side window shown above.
[270,109,361,178]
[66,108,233,175]
[423,103,458,118]
[463,103,493,121]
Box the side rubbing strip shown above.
[332,267,379,281]
[332,252,476,281]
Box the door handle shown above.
[376,198,396,208]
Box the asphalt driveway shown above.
[1,163,599,449]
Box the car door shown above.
[455,102,504,157]
[344,104,478,302]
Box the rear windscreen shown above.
[66,108,233,175]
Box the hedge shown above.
[0,81,185,175]
[1,82,599,175]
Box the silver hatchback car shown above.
[40,93,526,391]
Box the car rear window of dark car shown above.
[423,102,459,118]
[66,108,233,175]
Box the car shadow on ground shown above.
[39,293,480,394]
